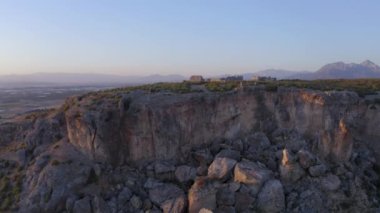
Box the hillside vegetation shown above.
[93,79,380,97]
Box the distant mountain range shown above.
[0,73,186,88]
[1,60,379,88]
[251,60,380,80]
[294,60,380,79]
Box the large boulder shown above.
[175,165,197,183]
[216,187,235,206]
[297,149,316,169]
[234,160,272,194]
[208,157,237,180]
[161,195,187,213]
[256,179,285,213]
[149,183,187,213]
[193,149,213,165]
[73,197,91,213]
[216,149,241,161]
[235,191,255,212]
[309,164,327,177]
[117,187,132,207]
[279,149,305,182]
[188,178,217,213]
[154,161,176,180]
[321,174,341,191]
[92,196,110,213]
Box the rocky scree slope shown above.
[0,86,379,212]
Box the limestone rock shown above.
[193,149,213,165]
[297,149,316,169]
[92,196,110,213]
[154,161,176,180]
[208,157,237,180]
[216,206,236,213]
[149,183,185,206]
[309,164,327,177]
[117,187,133,204]
[161,195,187,213]
[199,208,214,213]
[130,195,143,209]
[279,149,305,182]
[216,187,235,206]
[321,174,341,191]
[216,149,241,161]
[73,197,91,213]
[234,191,255,212]
[246,132,271,148]
[175,165,197,183]
[188,178,217,213]
[256,179,285,213]
[234,160,272,194]
[280,163,305,183]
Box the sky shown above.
[0,0,379,76]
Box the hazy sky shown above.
[0,0,379,76]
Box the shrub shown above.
[51,160,60,166]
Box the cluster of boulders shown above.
[1,124,379,212]
[46,129,378,213]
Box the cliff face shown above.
[65,87,365,166]
[1,86,379,212]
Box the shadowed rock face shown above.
[0,86,379,212]
[65,87,368,166]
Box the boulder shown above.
[149,183,185,205]
[216,206,236,213]
[256,179,285,213]
[208,157,237,180]
[92,196,110,213]
[298,189,326,212]
[231,139,244,152]
[279,163,305,183]
[161,195,187,213]
[216,187,235,206]
[228,182,241,192]
[234,160,272,194]
[297,149,316,169]
[117,187,133,204]
[130,195,143,209]
[271,128,306,151]
[188,178,217,213]
[154,161,175,180]
[73,197,91,213]
[246,132,271,148]
[309,164,327,177]
[216,149,241,161]
[197,165,208,176]
[175,165,197,183]
[321,174,341,191]
[193,149,213,165]
[199,209,214,213]
[235,191,255,212]
[144,178,164,189]
[279,149,305,182]
[155,161,176,174]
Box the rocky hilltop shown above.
[0,86,379,212]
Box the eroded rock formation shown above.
[0,86,379,212]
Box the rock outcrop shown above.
[0,86,379,212]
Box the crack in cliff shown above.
[91,126,97,159]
